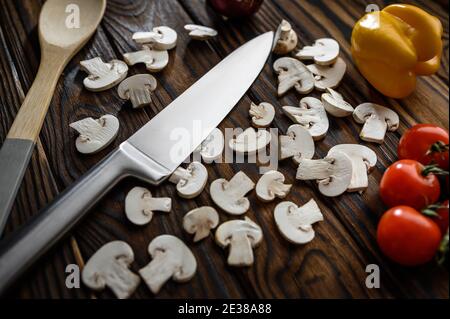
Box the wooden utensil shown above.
[0,0,106,234]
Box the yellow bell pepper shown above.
[351,4,443,99]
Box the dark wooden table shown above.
[0,0,448,299]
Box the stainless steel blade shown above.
[128,31,274,172]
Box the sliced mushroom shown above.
[256,170,292,202]
[282,97,329,141]
[80,57,128,92]
[296,38,340,66]
[82,241,140,299]
[132,26,177,50]
[307,57,347,91]
[296,152,353,197]
[229,128,271,154]
[194,128,224,163]
[328,144,377,193]
[273,57,315,96]
[117,74,157,108]
[321,88,354,117]
[125,187,172,226]
[279,124,315,163]
[249,102,275,128]
[139,235,197,294]
[168,162,208,199]
[210,171,255,215]
[274,199,323,244]
[215,217,263,267]
[353,103,399,144]
[69,114,119,154]
[273,19,298,55]
[183,206,220,242]
[184,24,218,40]
[123,46,169,72]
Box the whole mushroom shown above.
[183,206,220,242]
[273,20,298,55]
[168,162,208,199]
[118,74,157,109]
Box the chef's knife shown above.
[0,31,274,294]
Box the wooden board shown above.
[0,0,448,298]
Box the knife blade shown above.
[0,31,274,294]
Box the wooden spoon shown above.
[0,0,106,233]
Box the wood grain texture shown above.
[0,0,448,299]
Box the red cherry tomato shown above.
[380,160,440,210]
[426,200,449,237]
[207,0,264,18]
[398,124,449,170]
[377,206,442,266]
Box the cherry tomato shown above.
[425,200,449,237]
[207,0,263,18]
[377,206,442,266]
[380,160,440,210]
[398,124,449,170]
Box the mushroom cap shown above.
[321,88,354,117]
[249,102,275,128]
[133,26,177,50]
[307,57,347,91]
[184,24,218,40]
[296,38,340,66]
[273,57,315,96]
[170,162,208,199]
[256,170,292,202]
[183,206,220,242]
[197,128,224,162]
[273,19,298,55]
[229,128,272,154]
[353,103,400,130]
[328,144,377,171]
[215,217,263,248]
[279,124,315,163]
[118,74,157,104]
[148,235,197,282]
[125,187,171,225]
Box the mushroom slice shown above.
[80,57,128,92]
[307,57,347,91]
[132,26,177,50]
[256,170,292,202]
[328,144,377,193]
[274,199,323,244]
[139,235,197,294]
[123,46,169,72]
[295,38,340,66]
[183,206,220,242]
[279,124,315,163]
[273,19,298,55]
[70,114,119,154]
[353,103,399,144]
[125,187,172,226]
[229,128,271,154]
[117,74,157,108]
[195,128,224,163]
[184,24,218,40]
[282,97,329,141]
[296,152,353,197]
[321,88,354,117]
[249,102,275,128]
[168,162,208,199]
[215,217,263,267]
[273,57,315,96]
[210,171,255,215]
[82,241,140,299]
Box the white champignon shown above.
[125,187,172,226]
[307,57,347,91]
[229,128,271,155]
[353,103,399,144]
[210,171,255,215]
[82,241,140,299]
[194,128,224,163]
[183,206,220,242]
[117,74,157,109]
[184,24,218,40]
[123,46,169,72]
[273,57,315,96]
[296,152,353,197]
[139,235,197,294]
[168,162,208,199]
[321,88,354,117]
[328,144,377,193]
[80,57,128,92]
[215,217,263,267]
[282,97,329,141]
[279,124,315,164]
[295,38,340,66]
[249,102,275,128]
[273,19,298,55]
[132,26,177,50]
[274,199,323,244]
[255,170,292,202]
[69,114,119,154]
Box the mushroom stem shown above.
[361,114,388,142]
[146,197,172,212]
[269,180,292,198]
[193,224,210,242]
[168,167,191,184]
[228,231,254,266]
[139,250,177,294]
[107,258,141,299]
[80,57,112,78]
[224,173,255,199]
[294,199,324,227]
[296,158,335,180]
